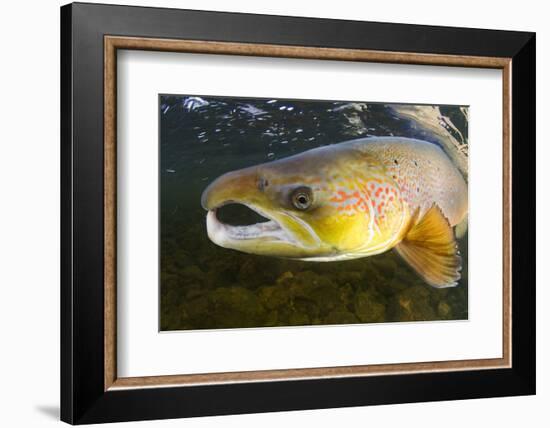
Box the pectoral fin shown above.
[395,204,462,288]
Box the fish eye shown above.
[291,186,313,210]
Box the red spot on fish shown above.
[331,190,357,204]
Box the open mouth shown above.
[206,203,291,243]
[216,203,271,228]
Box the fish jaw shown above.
[205,209,316,258]
[201,168,332,258]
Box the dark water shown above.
[160,95,468,331]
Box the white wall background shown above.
[0,0,545,427]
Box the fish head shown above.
[201,145,384,259]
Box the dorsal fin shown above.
[395,204,461,288]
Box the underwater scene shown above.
[160,95,469,331]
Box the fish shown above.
[201,137,468,288]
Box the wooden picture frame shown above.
[61,2,535,424]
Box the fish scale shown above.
[356,138,467,226]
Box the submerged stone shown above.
[289,312,310,326]
[437,301,453,319]
[354,291,386,323]
[259,285,290,310]
[276,271,294,284]
[325,309,358,325]
[390,285,436,321]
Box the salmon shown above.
[201,137,468,287]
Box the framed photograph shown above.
[60,2,535,424]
